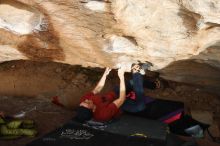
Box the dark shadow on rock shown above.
[159,59,220,96]
[0,0,66,61]
[177,6,201,38]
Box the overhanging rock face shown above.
[0,0,220,93]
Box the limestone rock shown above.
[191,110,213,125]
[0,0,220,94]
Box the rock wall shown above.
[0,0,220,94]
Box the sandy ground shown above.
[0,60,220,146]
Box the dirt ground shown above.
[0,60,220,146]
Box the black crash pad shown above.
[27,114,167,146]
[103,114,168,141]
[27,121,165,146]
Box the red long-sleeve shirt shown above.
[80,91,121,122]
